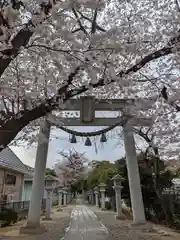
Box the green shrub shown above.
[52,200,58,206]
[0,208,18,227]
[105,201,111,210]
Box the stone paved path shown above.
[63,205,109,240]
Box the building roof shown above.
[24,164,34,173]
[24,164,34,174]
[0,147,29,174]
[22,164,34,179]
[45,175,58,181]
[24,164,34,180]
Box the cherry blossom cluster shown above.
[1,0,180,160]
[54,149,88,186]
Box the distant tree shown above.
[116,154,176,225]
[45,168,56,177]
[86,160,118,189]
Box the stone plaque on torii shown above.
[51,96,153,127]
[21,96,154,234]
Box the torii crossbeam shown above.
[51,96,153,127]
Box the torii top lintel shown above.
[57,96,153,127]
[63,96,150,111]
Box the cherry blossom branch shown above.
[0,4,105,77]
[0,1,72,76]
[67,39,180,99]
[1,29,180,150]
[76,9,106,33]
[0,39,175,149]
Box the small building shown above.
[22,167,58,202]
[21,164,34,201]
[0,147,28,202]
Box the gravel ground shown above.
[0,206,73,240]
[89,206,180,240]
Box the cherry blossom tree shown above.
[54,149,88,187]
[0,0,108,149]
[1,0,180,160]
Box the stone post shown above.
[67,192,69,204]
[92,190,95,205]
[89,189,93,204]
[68,192,72,204]
[67,192,71,204]
[99,183,106,211]
[69,193,72,203]
[123,122,146,225]
[43,187,53,220]
[94,187,99,207]
[112,174,125,220]
[89,194,91,204]
[89,192,92,204]
[57,187,63,211]
[70,193,73,202]
[63,187,68,206]
[86,191,90,204]
[20,119,51,234]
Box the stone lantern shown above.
[112,174,125,220]
[89,189,94,204]
[67,192,72,204]
[62,187,68,206]
[57,184,63,211]
[94,186,99,207]
[99,183,107,210]
[44,175,57,188]
[43,175,56,220]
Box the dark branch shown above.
[161,86,168,100]
[72,8,88,35]
[160,86,180,111]
[77,10,106,32]
[91,8,98,34]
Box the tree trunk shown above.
[152,147,173,223]
[0,101,53,151]
[0,29,33,77]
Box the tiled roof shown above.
[23,164,34,179]
[24,164,34,172]
[45,175,58,181]
[0,147,29,174]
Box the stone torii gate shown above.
[21,96,153,233]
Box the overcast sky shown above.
[10,126,147,168]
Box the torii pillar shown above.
[20,119,51,234]
[123,121,146,226]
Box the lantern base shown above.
[57,208,63,212]
[42,217,52,221]
[131,221,153,231]
[115,215,125,220]
[20,224,46,235]
[101,208,106,211]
